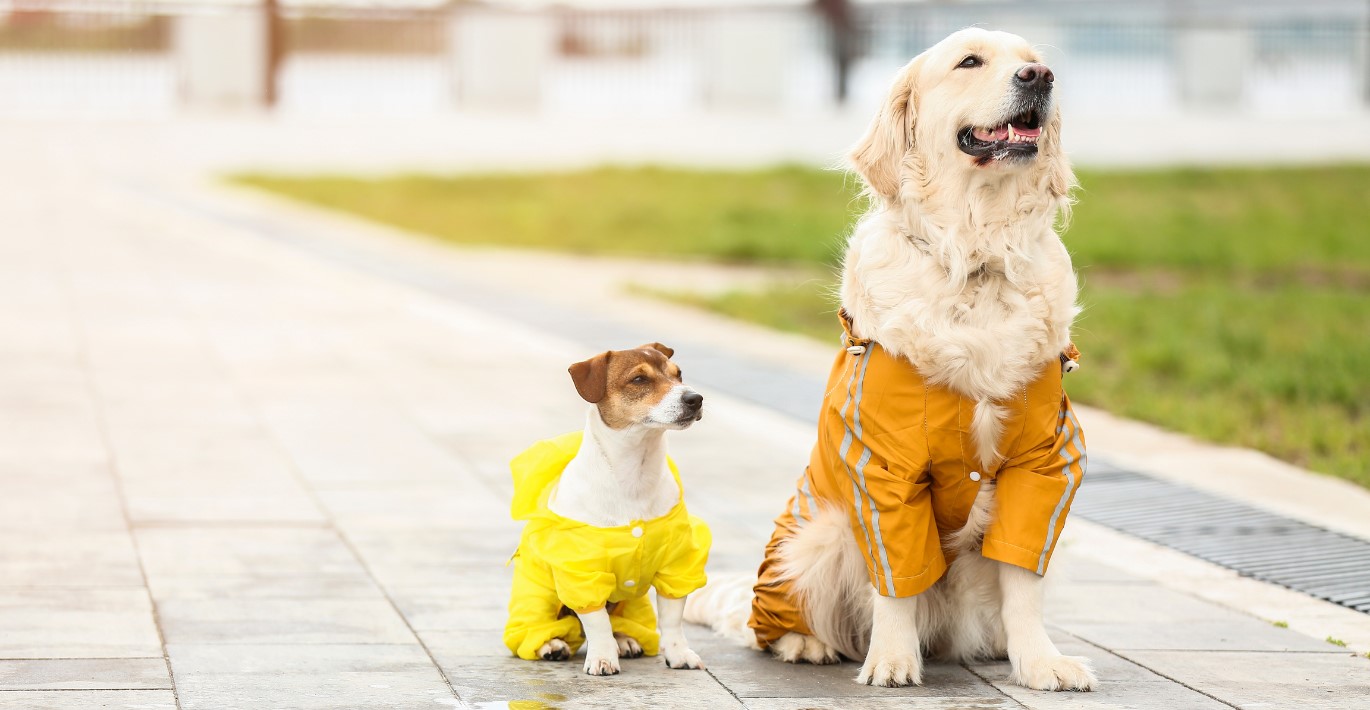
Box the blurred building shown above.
[1,0,1367,118]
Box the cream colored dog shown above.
[688,28,1095,692]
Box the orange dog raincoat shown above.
[749,321,1086,647]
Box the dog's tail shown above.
[684,574,761,649]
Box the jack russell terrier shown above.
[503,343,711,675]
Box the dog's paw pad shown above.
[537,639,570,662]
[1012,654,1096,691]
[857,653,922,687]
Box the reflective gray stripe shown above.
[792,473,817,525]
[849,350,897,597]
[837,348,876,570]
[1037,407,1086,574]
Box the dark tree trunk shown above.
[815,0,855,104]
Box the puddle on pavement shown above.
[470,693,566,710]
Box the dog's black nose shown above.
[1014,63,1054,90]
[682,392,703,410]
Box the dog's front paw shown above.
[537,638,570,661]
[662,644,705,670]
[583,651,620,676]
[1011,653,1096,691]
[614,633,644,659]
[857,651,922,687]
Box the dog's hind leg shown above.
[999,562,1096,691]
[778,507,871,664]
[769,631,841,665]
[536,638,571,661]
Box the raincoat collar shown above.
[510,431,684,527]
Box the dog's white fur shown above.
[546,387,706,675]
[686,28,1095,691]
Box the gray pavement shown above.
[0,132,1367,709]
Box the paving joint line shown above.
[130,213,470,705]
[1065,632,1244,709]
[61,229,185,710]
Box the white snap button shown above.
[969,471,981,482]
[623,580,636,588]
[631,527,644,538]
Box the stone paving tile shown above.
[135,527,368,582]
[0,531,143,587]
[156,597,417,645]
[0,386,107,464]
[119,475,326,525]
[743,699,1021,710]
[1061,619,1342,653]
[433,656,745,710]
[0,462,126,532]
[0,589,163,659]
[148,575,384,602]
[347,531,521,587]
[976,683,1231,710]
[313,483,508,531]
[0,689,178,709]
[966,633,1236,710]
[418,630,516,659]
[966,632,1161,684]
[1119,650,1370,710]
[1047,581,1336,652]
[259,400,478,486]
[0,658,170,691]
[690,633,999,700]
[167,643,456,710]
[387,585,509,632]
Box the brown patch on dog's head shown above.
[567,343,702,430]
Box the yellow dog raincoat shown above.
[750,318,1086,647]
[504,432,712,660]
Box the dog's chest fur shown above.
[840,212,1078,408]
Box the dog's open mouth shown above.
[958,109,1042,165]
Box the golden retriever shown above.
[688,28,1096,692]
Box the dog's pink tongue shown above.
[973,126,1009,142]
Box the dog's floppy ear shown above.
[849,55,923,203]
[639,342,674,359]
[568,351,612,403]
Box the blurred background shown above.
[2,0,1368,119]
[2,0,1366,487]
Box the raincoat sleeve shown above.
[983,391,1087,576]
[653,515,711,599]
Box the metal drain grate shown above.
[1073,464,1370,614]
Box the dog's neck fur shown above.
[549,408,681,528]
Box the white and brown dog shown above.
[503,343,710,675]
[687,28,1096,692]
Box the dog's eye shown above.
[631,375,649,384]
[957,55,983,69]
